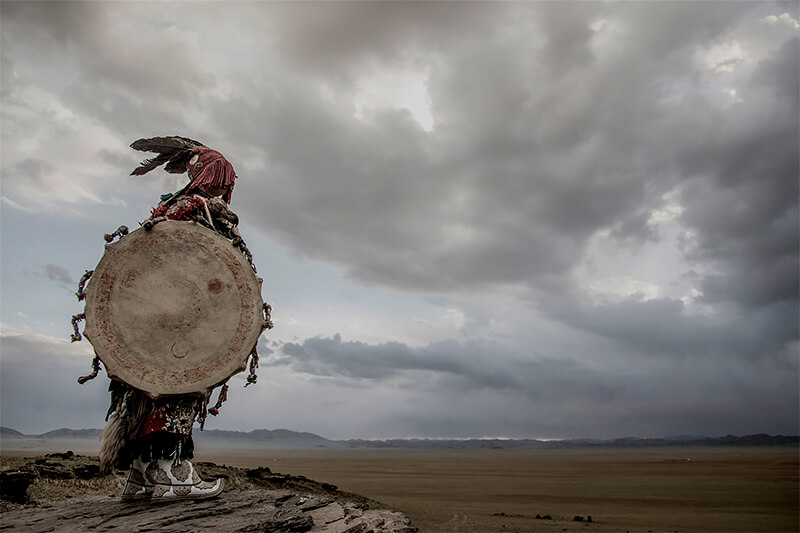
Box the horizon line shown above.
[2,426,797,442]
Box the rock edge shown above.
[0,453,416,533]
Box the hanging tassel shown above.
[245,346,259,387]
[198,393,210,430]
[119,388,134,420]
[208,383,229,416]
[70,313,86,342]
[231,235,256,272]
[262,303,273,330]
[75,270,93,301]
[77,355,102,384]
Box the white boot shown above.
[146,457,223,501]
[121,456,153,501]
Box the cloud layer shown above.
[1,2,797,438]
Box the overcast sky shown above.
[1,1,797,440]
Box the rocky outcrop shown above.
[0,454,416,533]
[0,471,35,504]
[0,491,415,532]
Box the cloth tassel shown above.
[78,356,102,384]
[208,384,229,416]
[198,395,210,430]
[245,348,259,387]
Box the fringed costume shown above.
[99,136,242,502]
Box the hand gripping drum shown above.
[82,221,267,399]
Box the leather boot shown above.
[121,456,153,501]
[146,457,223,501]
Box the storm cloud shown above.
[1,1,797,438]
[264,333,797,439]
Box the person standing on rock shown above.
[90,136,255,502]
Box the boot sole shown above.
[121,492,153,502]
[150,489,224,502]
[148,480,224,503]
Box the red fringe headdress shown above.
[130,137,238,205]
[186,148,236,204]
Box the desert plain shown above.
[2,445,797,532]
[200,446,798,533]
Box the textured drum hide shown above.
[83,221,266,398]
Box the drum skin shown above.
[83,221,266,399]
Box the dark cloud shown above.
[271,334,599,402]
[1,1,209,100]
[5,158,54,185]
[215,2,783,304]
[777,1,799,18]
[265,2,505,81]
[43,264,73,285]
[0,334,108,433]
[8,1,790,309]
[267,333,798,438]
[223,3,798,365]
[677,36,799,310]
[274,334,545,392]
[1,1,797,438]
[96,148,141,176]
[2,328,794,438]
[0,1,103,50]
[1,1,211,144]
[548,296,798,361]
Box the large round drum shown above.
[83,221,266,398]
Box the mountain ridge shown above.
[1,426,796,449]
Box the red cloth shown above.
[141,406,177,437]
[186,148,236,204]
[151,196,206,220]
[141,397,201,437]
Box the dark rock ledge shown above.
[0,454,416,533]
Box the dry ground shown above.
[200,447,798,533]
[3,446,797,532]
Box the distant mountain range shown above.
[0,427,102,440]
[1,426,797,449]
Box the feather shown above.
[130,136,204,154]
[129,136,206,176]
[130,154,174,176]
[164,152,194,174]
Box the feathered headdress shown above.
[130,136,237,204]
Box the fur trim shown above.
[125,392,152,441]
[99,388,152,473]
[99,413,123,475]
